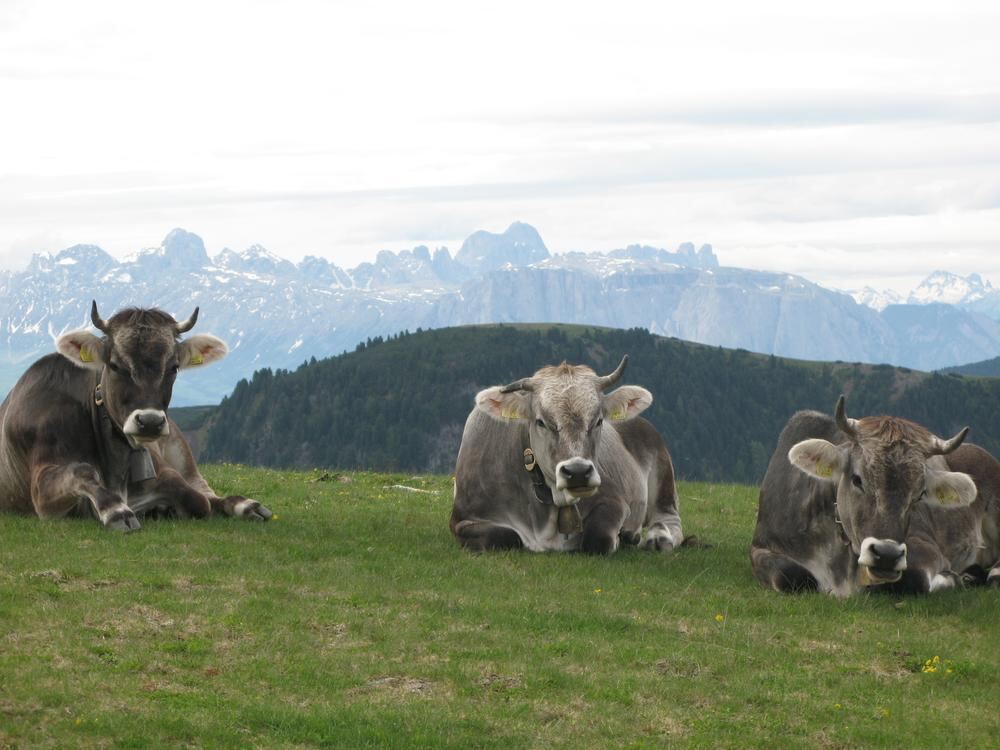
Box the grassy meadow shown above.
[1,466,998,749]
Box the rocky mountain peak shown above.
[455,221,550,273]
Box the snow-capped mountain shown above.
[853,270,1000,323]
[849,286,903,312]
[908,270,994,306]
[3,223,1000,405]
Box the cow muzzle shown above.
[555,458,600,502]
[123,409,170,443]
[857,538,907,585]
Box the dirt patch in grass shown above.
[478,671,524,692]
[350,675,449,703]
[655,657,704,677]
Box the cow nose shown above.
[559,460,595,487]
[871,541,905,568]
[135,412,166,433]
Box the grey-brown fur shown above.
[0,303,271,530]
[450,357,682,554]
[752,397,991,596]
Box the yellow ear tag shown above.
[79,345,93,363]
[500,407,521,419]
[934,487,960,505]
[609,407,627,421]
[815,463,833,478]
[189,352,205,366]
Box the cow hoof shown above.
[988,569,1000,588]
[229,496,273,521]
[640,527,676,552]
[105,508,141,532]
[619,529,641,546]
[929,572,961,592]
[582,533,619,555]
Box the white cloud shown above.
[0,0,999,296]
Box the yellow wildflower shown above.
[714,613,725,623]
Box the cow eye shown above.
[851,474,864,490]
[535,418,547,430]
[107,361,122,374]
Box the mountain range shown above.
[2,222,999,405]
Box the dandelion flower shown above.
[594,588,602,594]
[714,613,725,623]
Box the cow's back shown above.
[753,410,842,555]
[0,354,95,514]
[452,407,532,525]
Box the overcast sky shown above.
[2,0,998,293]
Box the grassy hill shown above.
[1,466,997,748]
[199,324,1000,483]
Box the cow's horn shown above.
[834,395,859,441]
[176,307,199,334]
[597,355,629,391]
[500,377,535,394]
[930,426,969,455]
[90,300,109,334]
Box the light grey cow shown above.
[0,302,272,531]
[450,356,683,554]
[751,396,999,596]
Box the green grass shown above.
[1,468,997,749]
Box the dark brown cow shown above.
[0,302,271,530]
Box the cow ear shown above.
[788,439,844,482]
[604,386,652,421]
[924,469,977,507]
[178,334,228,369]
[475,386,531,421]
[56,330,105,371]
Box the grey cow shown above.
[752,396,1000,596]
[450,356,683,554]
[0,302,272,530]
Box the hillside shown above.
[201,325,1000,483]
[943,355,1000,378]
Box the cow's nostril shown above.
[136,413,165,431]
[560,461,594,481]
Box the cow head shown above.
[474,355,652,506]
[56,301,227,444]
[789,396,976,585]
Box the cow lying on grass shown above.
[752,396,999,595]
[0,302,272,531]
[450,356,683,554]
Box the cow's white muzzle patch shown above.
[554,458,600,502]
[857,537,907,584]
[123,409,169,442]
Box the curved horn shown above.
[176,307,199,334]
[834,395,859,441]
[597,355,629,391]
[930,426,969,455]
[499,377,535,394]
[90,300,109,334]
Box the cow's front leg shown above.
[451,518,524,551]
[128,468,212,519]
[206,495,273,521]
[31,462,140,532]
[581,500,628,555]
[884,538,953,594]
